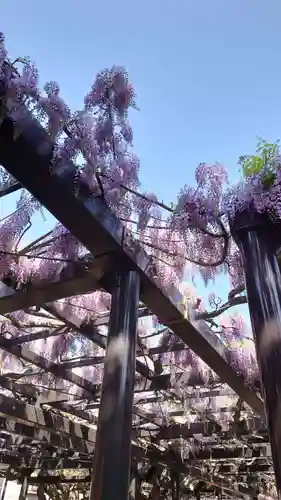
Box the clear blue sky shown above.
[1,0,280,311]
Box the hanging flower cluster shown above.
[0,32,269,389]
[0,33,231,291]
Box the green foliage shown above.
[239,138,280,188]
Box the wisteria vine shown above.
[0,33,278,499]
[0,32,278,396]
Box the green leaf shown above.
[240,137,280,180]
[261,170,276,189]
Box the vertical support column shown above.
[231,212,281,496]
[129,466,142,500]
[0,479,7,500]
[90,269,140,500]
[129,475,142,500]
[19,477,29,500]
[37,484,45,500]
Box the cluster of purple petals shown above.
[224,162,281,221]
[0,33,263,391]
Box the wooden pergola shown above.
[0,64,277,500]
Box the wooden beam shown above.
[0,253,110,314]
[45,303,153,378]
[0,109,264,416]
[0,393,96,453]
[0,337,96,398]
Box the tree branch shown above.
[197,294,248,320]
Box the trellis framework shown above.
[0,37,278,500]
